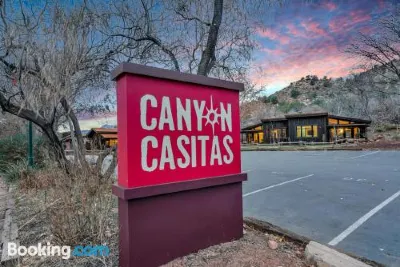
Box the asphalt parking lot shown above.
[242,150,400,267]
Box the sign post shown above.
[112,63,247,267]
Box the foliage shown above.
[374,124,399,133]
[323,79,331,87]
[2,161,32,184]
[290,89,300,99]
[268,95,279,104]
[15,165,118,266]
[0,133,46,174]
[312,99,325,107]
[259,95,278,105]
[0,134,27,173]
[310,92,318,99]
[277,101,305,113]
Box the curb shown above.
[0,180,19,266]
[305,241,371,267]
[244,217,384,267]
[241,147,363,152]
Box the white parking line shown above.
[328,189,400,246]
[350,151,380,159]
[243,174,314,198]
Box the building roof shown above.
[328,123,370,127]
[241,122,262,130]
[328,114,371,124]
[259,112,371,124]
[87,128,118,138]
[240,129,263,133]
[100,133,118,139]
[284,112,329,119]
[261,117,287,122]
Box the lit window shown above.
[313,126,318,137]
[328,118,338,125]
[297,125,318,138]
[302,126,313,137]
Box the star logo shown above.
[204,96,221,135]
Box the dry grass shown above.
[13,165,119,267]
[12,164,312,267]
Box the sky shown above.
[251,0,397,94]
[77,0,397,129]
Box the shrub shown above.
[375,123,398,132]
[268,95,279,104]
[0,133,46,173]
[290,89,300,99]
[323,80,331,87]
[0,134,26,172]
[312,99,325,106]
[2,160,31,184]
[15,165,118,266]
[309,92,317,99]
[278,101,305,113]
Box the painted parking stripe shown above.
[243,174,314,197]
[350,151,380,159]
[328,189,400,246]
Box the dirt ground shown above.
[164,227,312,267]
[357,140,400,150]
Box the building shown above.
[86,128,118,149]
[61,130,90,150]
[241,112,371,144]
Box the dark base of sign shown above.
[112,173,247,267]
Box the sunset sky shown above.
[252,0,396,94]
[78,0,397,129]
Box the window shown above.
[296,126,301,138]
[345,128,352,138]
[297,125,318,138]
[258,132,264,143]
[354,127,360,138]
[313,125,318,137]
[271,128,287,140]
[339,120,350,125]
[328,118,338,125]
[302,126,313,137]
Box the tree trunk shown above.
[197,0,223,76]
[0,92,69,168]
[41,123,70,169]
[60,97,89,169]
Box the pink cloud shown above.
[256,28,290,44]
[286,23,308,38]
[260,47,285,56]
[251,39,363,92]
[329,10,371,33]
[350,10,371,24]
[322,2,337,11]
[301,20,327,36]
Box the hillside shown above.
[272,75,336,107]
[242,66,400,132]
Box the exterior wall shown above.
[287,115,328,142]
[263,121,288,143]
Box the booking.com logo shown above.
[7,242,109,259]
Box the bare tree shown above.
[0,1,115,173]
[347,6,400,94]
[102,0,274,81]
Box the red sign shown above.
[115,64,242,188]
